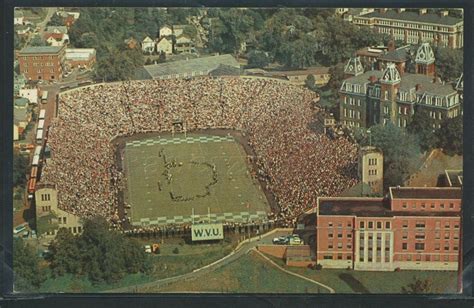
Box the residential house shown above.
[159,26,173,37]
[44,26,68,35]
[174,34,194,54]
[16,25,31,36]
[142,36,155,54]
[45,32,70,47]
[14,10,24,25]
[156,37,173,55]
[124,37,138,49]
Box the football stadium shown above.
[39,77,358,231]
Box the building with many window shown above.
[339,43,461,129]
[316,187,461,271]
[18,46,66,81]
[353,8,463,49]
[35,184,83,237]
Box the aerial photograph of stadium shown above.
[11,7,463,294]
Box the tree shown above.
[246,50,270,69]
[435,47,463,82]
[48,13,65,26]
[47,228,81,276]
[436,115,463,155]
[48,217,151,285]
[30,35,47,47]
[305,74,316,91]
[13,238,46,291]
[182,25,198,40]
[406,108,439,152]
[401,277,435,294]
[13,151,29,187]
[362,123,421,189]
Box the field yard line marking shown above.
[252,248,336,293]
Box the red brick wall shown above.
[18,51,65,81]
[391,198,461,212]
[257,245,287,259]
[316,215,355,262]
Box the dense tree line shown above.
[13,151,29,187]
[47,217,152,284]
[207,8,385,69]
[13,238,46,292]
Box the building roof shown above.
[415,43,435,64]
[445,170,463,187]
[19,46,63,55]
[399,73,457,96]
[45,26,68,34]
[344,57,364,76]
[390,187,462,200]
[319,198,391,217]
[208,64,242,77]
[65,48,96,60]
[14,107,28,123]
[343,70,457,97]
[319,196,461,217]
[272,67,331,77]
[379,47,410,62]
[14,97,29,107]
[142,54,240,79]
[356,47,386,58]
[455,73,463,91]
[360,9,463,26]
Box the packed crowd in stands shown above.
[41,77,358,229]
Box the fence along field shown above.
[123,133,270,227]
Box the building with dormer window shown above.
[339,43,461,129]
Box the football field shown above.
[123,133,270,227]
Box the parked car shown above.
[13,223,27,235]
[272,236,289,245]
[289,235,303,245]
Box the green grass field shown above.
[124,133,270,226]
[141,250,330,293]
[267,255,458,294]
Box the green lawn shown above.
[124,133,269,226]
[267,255,458,294]
[38,235,239,293]
[142,250,331,293]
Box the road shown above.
[23,7,56,49]
[104,229,295,293]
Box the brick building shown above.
[358,146,384,195]
[353,8,463,49]
[316,187,461,271]
[18,46,66,81]
[339,43,461,129]
[65,48,96,69]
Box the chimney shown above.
[387,40,395,52]
[440,10,449,17]
[419,8,427,15]
[369,75,378,84]
[415,84,422,91]
[397,8,406,13]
